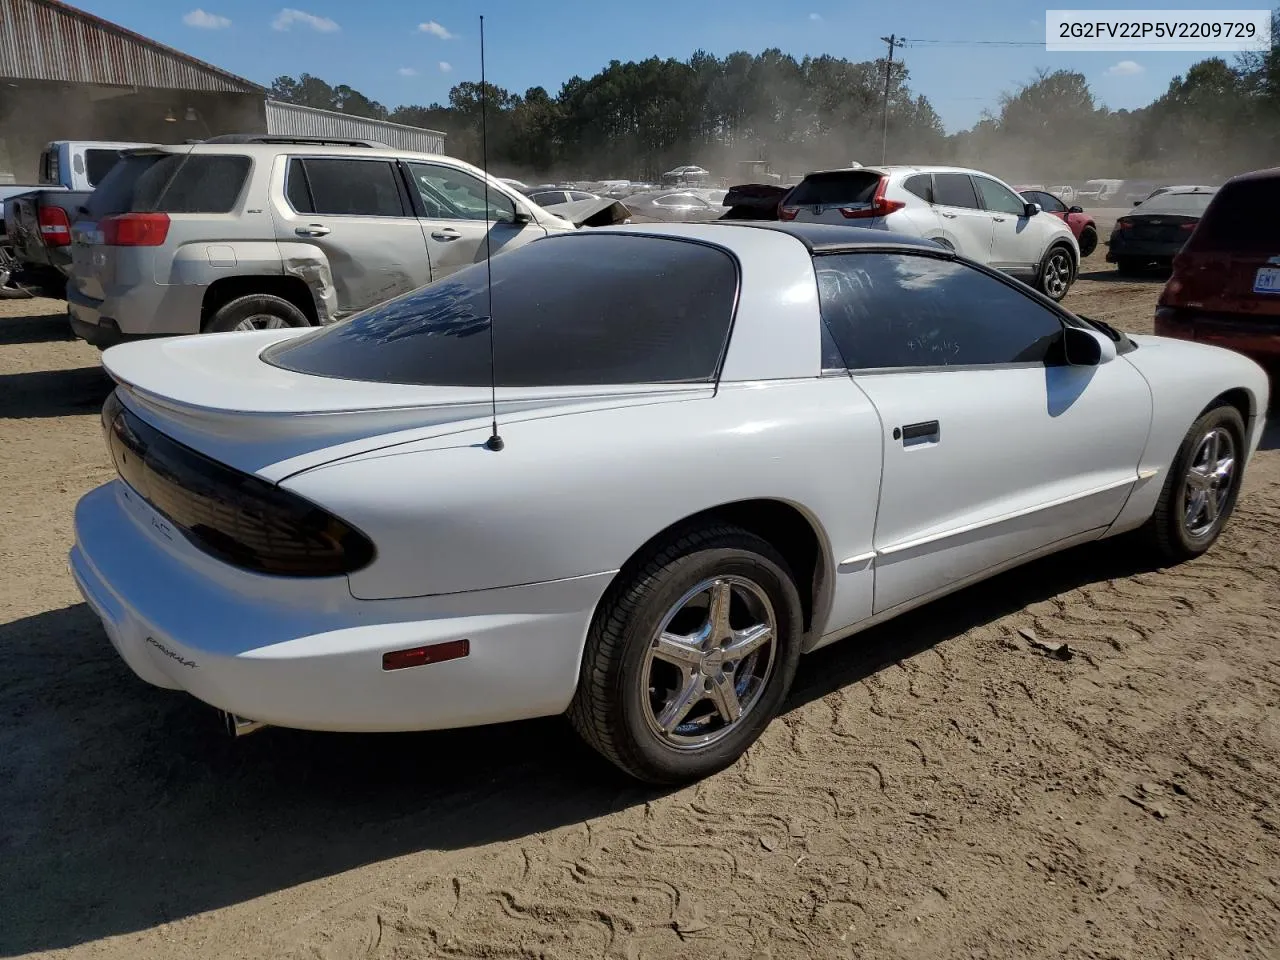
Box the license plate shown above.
[1253,266,1280,294]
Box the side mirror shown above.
[512,205,533,225]
[1068,205,1084,214]
[1063,326,1117,366]
[1024,202,1041,218]
[1133,200,1142,206]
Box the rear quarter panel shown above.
[1109,335,1270,534]
[282,378,886,640]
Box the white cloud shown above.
[438,61,453,74]
[183,8,231,28]
[419,20,454,39]
[272,8,339,32]
[398,66,417,77]
[809,12,822,20]
[1106,59,1144,76]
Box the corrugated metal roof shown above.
[0,0,263,93]
[266,101,447,154]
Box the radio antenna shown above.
[479,14,504,452]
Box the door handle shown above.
[992,216,1006,222]
[430,229,461,241]
[295,224,330,237]
[896,420,940,445]
[940,212,957,219]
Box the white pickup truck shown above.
[3,140,151,295]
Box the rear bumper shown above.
[1106,237,1185,261]
[1155,306,1280,366]
[70,480,607,733]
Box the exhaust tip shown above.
[220,710,267,738]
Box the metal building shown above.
[266,101,446,154]
[0,0,447,183]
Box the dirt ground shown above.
[1,239,1278,960]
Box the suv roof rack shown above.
[198,134,388,148]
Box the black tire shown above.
[1114,257,1144,276]
[1078,226,1098,258]
[1142,404,1246,565]
[203,293,309,334]
[1037,243,1075,301]
[568,524,804,784]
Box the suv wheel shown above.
[1037,244,1075,301]
[204,294,310,334]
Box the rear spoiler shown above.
[719,183,788,221]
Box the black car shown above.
[1106,189,1217,274]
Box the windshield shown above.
[263,233,740,387]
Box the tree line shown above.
[271,25,1280,185]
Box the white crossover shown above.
[70,221,1269,784]
[782,166,1081,301]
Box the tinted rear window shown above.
[263,234,739,387]
[89,153,250,216]
[85,154,164,217]
[1189,178,1280,252]
[84,149,122,187]
[788,172,881,207]
[1136,192,1215,215]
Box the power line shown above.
[902,38,1045,46]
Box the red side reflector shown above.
[382,639,470,671]
[101,212,171,247]
[37,206,72,247]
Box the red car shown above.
[1018,189,1098,257]
[1156,168,1280,370]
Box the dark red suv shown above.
[1156,169,1280,369]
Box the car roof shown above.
[799,164,990,179]
[596,219,942,254]
[142,141,464,166]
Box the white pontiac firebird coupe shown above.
[71,222,1269,784]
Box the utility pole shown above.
[880,34,899,165]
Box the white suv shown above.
[780,165,1080,300]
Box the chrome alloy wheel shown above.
[640,576,778,749]
[1044,249,1072,298]
[1183,426,1236,538]
[233,313,289,331]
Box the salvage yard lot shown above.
[1,248,1278,959]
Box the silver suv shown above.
[67,136,574,347]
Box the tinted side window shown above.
[904,174,933,203]
[975,176,1027,216]
[286,158,313,213]
[262,234,739,387]
[933,173,979,209]
[814,252,1065,369]
[1026,190,1064,213]
[84,149,121,187]
[303,158,406,217]
[150,155,251,213]
[406,161,515,222]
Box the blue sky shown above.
[75,0,1234,131]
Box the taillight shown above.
[778,205,799,221]
[1180,221,1196,231]
[1116,218,1132,230]
[838,177,905,219]
[101,212,171,247]
[37,205,71,247]
[105,401,375,577]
